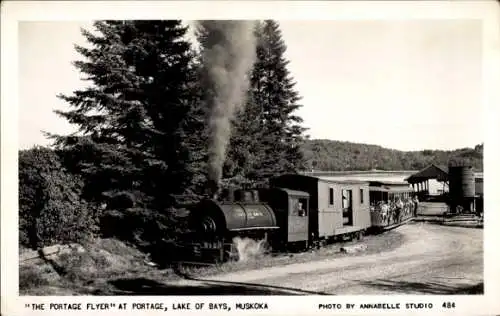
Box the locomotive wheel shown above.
[303,240,309,251]
[357,230,365,241]
[320,239,327,248]
[223,250,232,262]
[261,240,271,254]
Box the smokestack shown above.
[206,179,220,199]
[198,20,257,194]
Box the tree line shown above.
[302,140,483,172]
[19,20,306,251]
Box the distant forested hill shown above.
[301,139,483,172]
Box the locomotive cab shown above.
[259,188,310,251]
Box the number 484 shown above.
[442,302,456,308]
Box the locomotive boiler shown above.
[183,187,310,263]
[191,191,278,238]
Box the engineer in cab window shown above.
[297,201,306,217]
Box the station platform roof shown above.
[405,164,449,184]
[405,164,483,184]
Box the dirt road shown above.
[176,222,483,295]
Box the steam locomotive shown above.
[177,174,415,263]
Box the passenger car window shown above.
[360,189,364,204]
[329,188,334,206]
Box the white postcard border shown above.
[2,1,500,315]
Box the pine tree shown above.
[49,20,205,210]
[249,20,308,183]
[223,93,265,187]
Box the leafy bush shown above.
[99,205,190,266]
[19,265,51,290]
[100,207,187,244]
[19,147,99,249]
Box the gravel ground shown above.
[175,222,483,295]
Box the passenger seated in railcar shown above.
[412,195,419,217]
[370,200,391,226]
[371,197,413,226]
[405,198,414,219]
[369,182,415,228]
[394,197,404,222]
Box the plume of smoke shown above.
[198,20,257,194]
[232,236,267,262]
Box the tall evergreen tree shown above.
[249,20,308,183]
[223,93,264,187]
[49,20,205,210]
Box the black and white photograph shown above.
[2,1,500,315]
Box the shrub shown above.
[100,207,186,244]
[19,147,98,248]
[19,265,50,290]
[99,205,190,266]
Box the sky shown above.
[18,19,483,151]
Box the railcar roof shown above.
[369,186,414,193]
[313,176,369,184]
[369,180,411,186]
[277,188,310,197]
[274,174,369,185]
